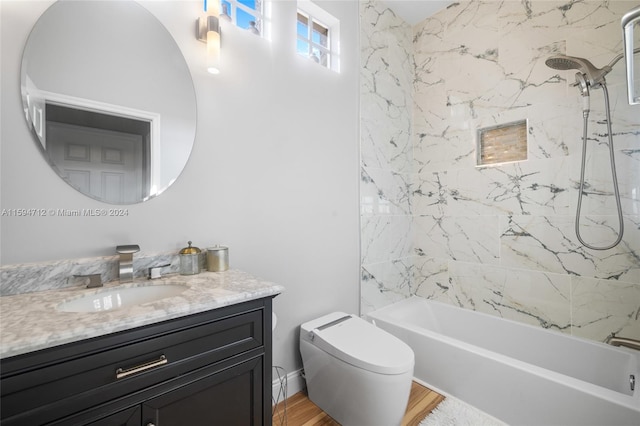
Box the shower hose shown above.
[576,82,624,250]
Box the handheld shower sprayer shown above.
[545,52,625,250]
[545,48,640,92]
[573,72,590,117]
[545,55,612,89]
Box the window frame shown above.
[297,11,331,68]
[296,1,340,72]
[221,0,271,39]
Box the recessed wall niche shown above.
[477,120,528,166]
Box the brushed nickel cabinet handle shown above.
[115,355,168,379]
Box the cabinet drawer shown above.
[1,302,265,425]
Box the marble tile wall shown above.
[360,0,640,343]
[360,0,415,313]
[0,252,184,296]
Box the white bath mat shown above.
[419,397,507,426]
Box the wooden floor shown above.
[272,381,445,426]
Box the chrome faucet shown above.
[605,333,640,351]
[116,245,140,282]
[148,263,171,279]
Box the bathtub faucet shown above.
[605,333,640,351]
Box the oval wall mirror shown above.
[21,0,197,204]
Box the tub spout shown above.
[605,333,640,351]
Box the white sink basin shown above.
[57,284,187,313]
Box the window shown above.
[297,12,330,67]
[221,0,270,38]
[296,2,340,71]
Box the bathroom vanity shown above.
[0,270,283,426]
[5,0,284,421]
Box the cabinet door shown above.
[142,356,264,426]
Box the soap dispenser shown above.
[179,241,201,275]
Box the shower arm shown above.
[606,47,640,69]
[567,47,640,90]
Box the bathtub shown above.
[367,296,640,426]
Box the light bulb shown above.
[206,29,220,74]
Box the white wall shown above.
[0,0,360,375]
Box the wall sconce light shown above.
[197,0,221,74]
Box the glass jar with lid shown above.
[179,241,201,275]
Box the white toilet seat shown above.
[300,312,414,375]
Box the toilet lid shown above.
[302,313,414,375]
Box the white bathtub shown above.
[367,296,640,426]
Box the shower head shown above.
[545,54,612,88]
[545,55,592,71]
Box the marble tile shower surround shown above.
[360,0,640,342]
[0,251,193,296]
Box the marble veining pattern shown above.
[360,1,414,174]
[361,259,413,313]
[500,214,639,282]
[0,269,284,358]
[446,157,573,216]
[359,0,414,314]
[361,166,411,216]
[414,214,500,264]
[360,0,639,342]
[412,257,449,300]
[571,275,640,340]
[0,251,184,296]
[447,261,572,332]
[360,214,413,265]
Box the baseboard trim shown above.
[272,367,305,405]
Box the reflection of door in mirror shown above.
[45,104,151,204]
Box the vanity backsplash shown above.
[0,251,205,296]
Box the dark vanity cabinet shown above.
[0,298,273,426]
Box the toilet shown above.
[299,312,415,426]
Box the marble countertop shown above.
[0,270,284,359]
